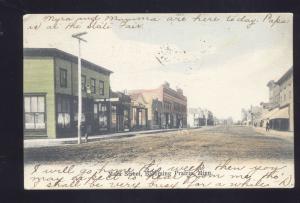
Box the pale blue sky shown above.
[24,13,293,121]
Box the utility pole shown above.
[250,105,253,126]
[72,32,87,144]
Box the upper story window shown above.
[90,78,96,94]
[99,80,104,95]
[59,68,67,88]
[81,75,86,92]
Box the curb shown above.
[24,128,181,148]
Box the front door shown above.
[93,102,108,132]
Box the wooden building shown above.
[24,48,112,138]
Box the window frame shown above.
[57,95,71,129]
[81,74,87,92]
[24,93,47,131]
[97,102,108,129]
[90,78,96,94]
[99,80,104,95]
[59,68,68,88]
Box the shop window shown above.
[90,78,96,94]
[24,95,46,129]
[94,103,98,119]
[99,103,107,112]
[111,105,117,127]
[98,103,108,129]
[99,80,104,95]
[82,75,86,92]
[124,109,130,129]
[57,97,71,128]
[59,68,67,88]
[73,99,86,122]
[99,115,107,128]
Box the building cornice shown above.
[24,48,113,75]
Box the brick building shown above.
[129,82,187,129]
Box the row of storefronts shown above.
[54,92,149,138]
[241,67,293,132]
[24,48,187,139]
[128,82,187,130]
[263,67,293,131]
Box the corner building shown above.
[24,48,112,138]
[263,67,293,131]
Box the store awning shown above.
[270,107,289,119]
[262,108,279,120]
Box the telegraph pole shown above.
[72,32,87,144]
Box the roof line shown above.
[24,48,113,74]
[277,66,293,84]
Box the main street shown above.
[24,125,293,165]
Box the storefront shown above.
[164,112,171,128]
[131,104,148,130]
[55,94,110,137]
[110,92,131,132]
[93,98,112,133]
[260,107,279,128]
[261,106,290,131]
[56,94,73,137]
[151,99,163,129]
[24,93,47,137]
[269,106,289,131]
[152,110,162,128]
[93,101,110,133]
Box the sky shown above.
[23,13,293,121]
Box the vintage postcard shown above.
[23,13,294,189]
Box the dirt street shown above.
[24,125,294,165]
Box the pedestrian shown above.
[179,120,183,130]
[266,120,269,132]
[80,121,88,142]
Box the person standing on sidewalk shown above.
[179,120,183,130]
[266,119,270,132]
[79,120,88,143]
